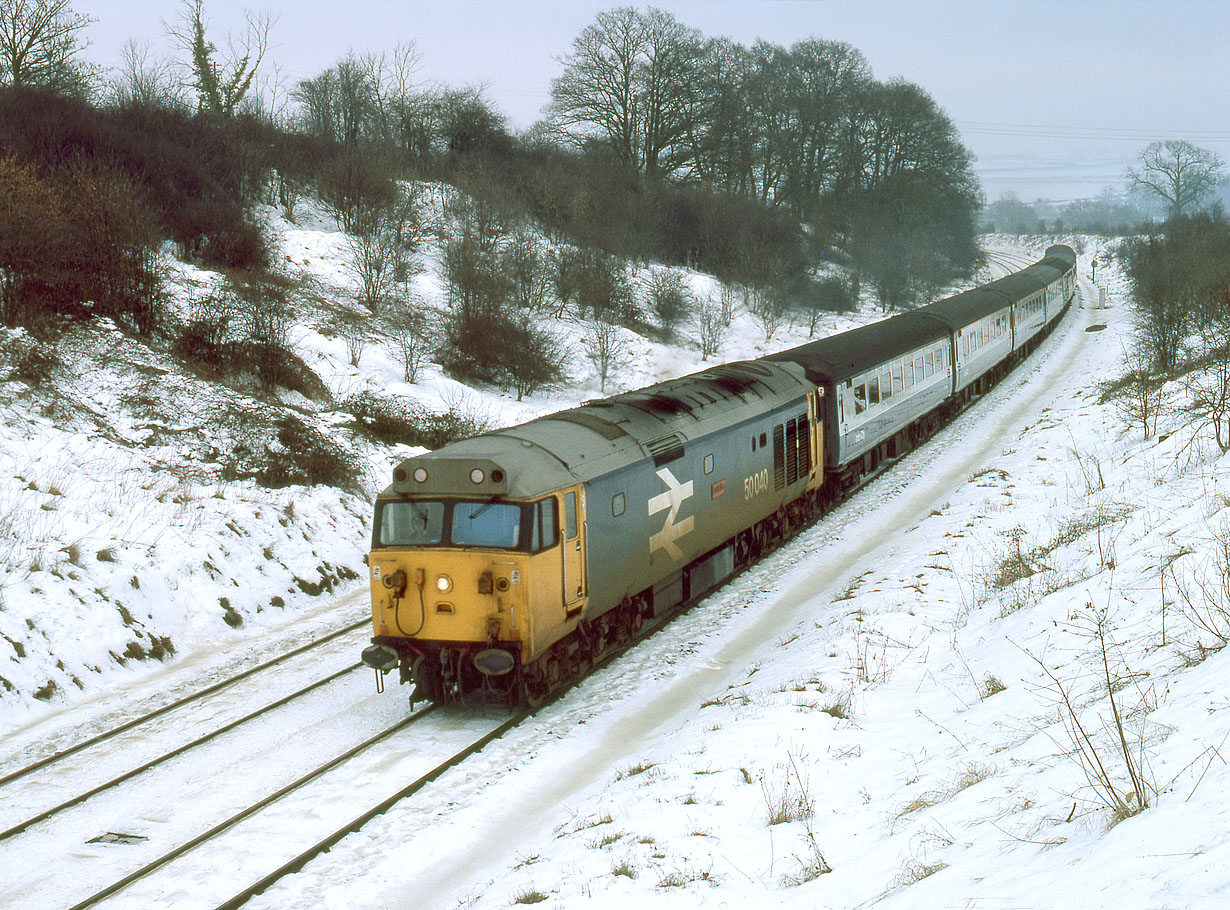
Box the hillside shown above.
[0,190,876,722]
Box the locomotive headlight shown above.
[413,468,428,483]
[435,573,453,593]
[470,468,485,484]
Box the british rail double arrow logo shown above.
[648,467,694,560]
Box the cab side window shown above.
[531,498,559,552]
[565,491,578,540]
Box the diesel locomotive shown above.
[361,246,1078,706]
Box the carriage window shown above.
[892,363,904,393]
[377,500,444,546]
[868,377,880,406]
[612,492,625,517]
[853,384,867,415]
[704,453,714,475]
[452,501,522,548]
[924,352,934,377]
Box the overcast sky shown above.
[76,0,1230,205]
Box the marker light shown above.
[470,468,485,484]
[413,468,428,483]
[435,574,453,593]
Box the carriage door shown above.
[563,488,587,616]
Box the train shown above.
[361,246,1078,706]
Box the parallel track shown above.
[0,662,363,843]
[66,706,439,910]
[0,616,368,789]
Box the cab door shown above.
[563,488,587,616]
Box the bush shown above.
[341,391,428,446]
[231,415,361,491]
[438,303,569,399]
[340,391,492,449]
[0,88,274,273]
[644,267,693,338]
[556,248,637,325]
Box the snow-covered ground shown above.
[4,201,1229,909]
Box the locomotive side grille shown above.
[773,424,786,491]
[797,413,811,476]
[785,418,799,486]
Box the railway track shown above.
[2,697,457,909]
[0,615,369,791]
[0,662,362,843]
[38,706,523,910]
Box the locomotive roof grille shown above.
[646,433,685,466]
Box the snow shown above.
[3,196,1230,910]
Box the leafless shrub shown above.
[761,751,813,825]
[503,229,555,312]
[327,311,369,367]
[583,316,627,393]
[643,267,693,338]
[697,297,723,359]
[1105,342,1165,440]
[387,307,433,383]
[747,285,786,343]
[1169,521,1230,651]
[1027,606,1154,825]
[714,284,737,324]
[1186,327,1230,453]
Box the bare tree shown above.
[107,38,184,109]
[346,224,404,313]
[1110,342,1165,441]
[1190,301,1230,452]
[330,311,368,367]
[293,54,375,146]
[1127,140,1224,219]
[166,0,271,116]
[748,284,786,343]
[584,316,627,392]
[506,315,570,401]
[388,307,431,383]
[718,284,738,325]
[0,0,95,94]
[547,6,703,177]
[503,229,555,312]
[344,184,424,313]
[643,267,693,338]
[697,297,723,358]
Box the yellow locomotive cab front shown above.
[363,486,580,704]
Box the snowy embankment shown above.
[6,204,1229,909]
[248,239,1230,910]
